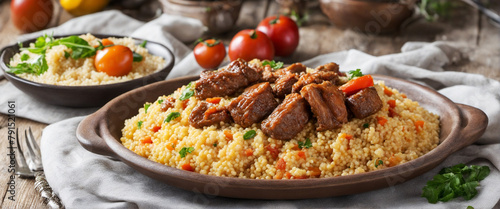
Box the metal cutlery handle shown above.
[34,172,64,209]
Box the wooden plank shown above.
[472,0,500,80]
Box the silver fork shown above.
[15,127,64,209]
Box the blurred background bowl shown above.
[159,0,242,35]
[319,0,416,33]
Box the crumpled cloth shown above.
[3,10,500,209]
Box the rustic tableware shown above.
[0,34,175,108]
[319,0,417,33]
[77,75,488,199]
[159,0,242,34]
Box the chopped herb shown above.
[262,60,284,70]
[348,69,364,80]
[133,52,143,62]
[64,51,70,59]
[243,130,256,140]
[179,82,194,101]
[375,160,383,168]
[179,147,195,158]
[158,99,164,104]
[144,103,151,113]
[20,54,30,61]
[139,40,147,48]
[298,138,312,149]
[137,121,143,129]
[213,143,217,147]
[8,54,48,75]
[363,123,369,128]
[467,206,474,209]
[165,112,180,123]
[422,164,490,203]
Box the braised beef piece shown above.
[261,65,278,83]
[346,87,383,119]
[301,81,348,131]
[195,59,261,99]
[261,93,310,140]
[292,71,341,93]
[228,82,278,128]
[273,73,299,98]
[315,62,341,74]
[283,63,307,75]
[189,102,232,128]
[160,97,176,111]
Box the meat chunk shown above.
[272,73,299,98]
[346,87,383,119]
[160,97,176,111]
[292,71,341,93]
[315,62,340,74]
[261,93,310,140]
[228,82,278,128]
[283,63,307,75]
[195,59,260,99]
[301,81,348,131]
[189,102,232,128]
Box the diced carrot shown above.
[245,148,253,156]
[274,170,284,179]
[387,100,396,108]
[401,94,407,98]
[224,130,233,141]
[166,143,174,151]
[204,106,218,117]
[150,125,161,133]
[266,144,280,159]
[285,172,292,179]
[388,155,402,167]
[141,136,153,144]
[384,86,394,96]
[276,158,286,170]
[181,100,189,109]
[345,134,353,140]
[388,108,398,118]
[101,38,114,46]
[377,116,388,126]
[206,97,222,104]
[181,163,194,171]
[339,75,374,96]
[415,120,425,132]
[292,144,300,150]
[293,175,308,179]
[297,151,306,159]
[308,167,321,177]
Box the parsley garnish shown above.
[179,147,194,158]
[133,52,143,62]
[137,121,143,129]
[139,40,147,48]
[20,54,30,61]
[348,69,364,80]
[165,112,180,123]
[243,130,256,140]
[158,99,163,104]
[363,123,369,128]
[213,143,217,147]
[375,160,383,168]
[298,138,312,149]
[8,54,48,75]
[179,82,194,101]
[144,103,151,113]
[262,60,284,70]
[422,164,490,203]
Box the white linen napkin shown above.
[41,40,500,208]
[0,10,204,124]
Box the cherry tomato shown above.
[193,39,226,70]
[228,29,274,62]
[256,15,299,57]
[11,0,54,33]
[95,45,133,77]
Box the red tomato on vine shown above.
[228,29,274,62]
[193,39,226,70]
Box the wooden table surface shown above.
[0,0,498,208]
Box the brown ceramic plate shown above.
[76,75,488,199]
[0,34,174,107]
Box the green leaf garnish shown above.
[422,163,490,203]
[165,112,180,123]
[20,54,30,61]
[137,121,143,129]
[363,123,369,128]
[158,99,164,104]
[179,82,194,101]
[348,69,364,80]
[64,51,70,59]
[139,40,147,48]
[133,52,143,62]
[375,160,383,168]
[298,138,312,149]
[213,143,217,147]
[179,147,195,158]
[144,103,151,113]
[7,54,48,75]
[262,60,284,70]
[243,130,256,140]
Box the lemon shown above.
[60,0,110,16]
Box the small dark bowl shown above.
[77,75,488,199]
[0,34,175,108]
